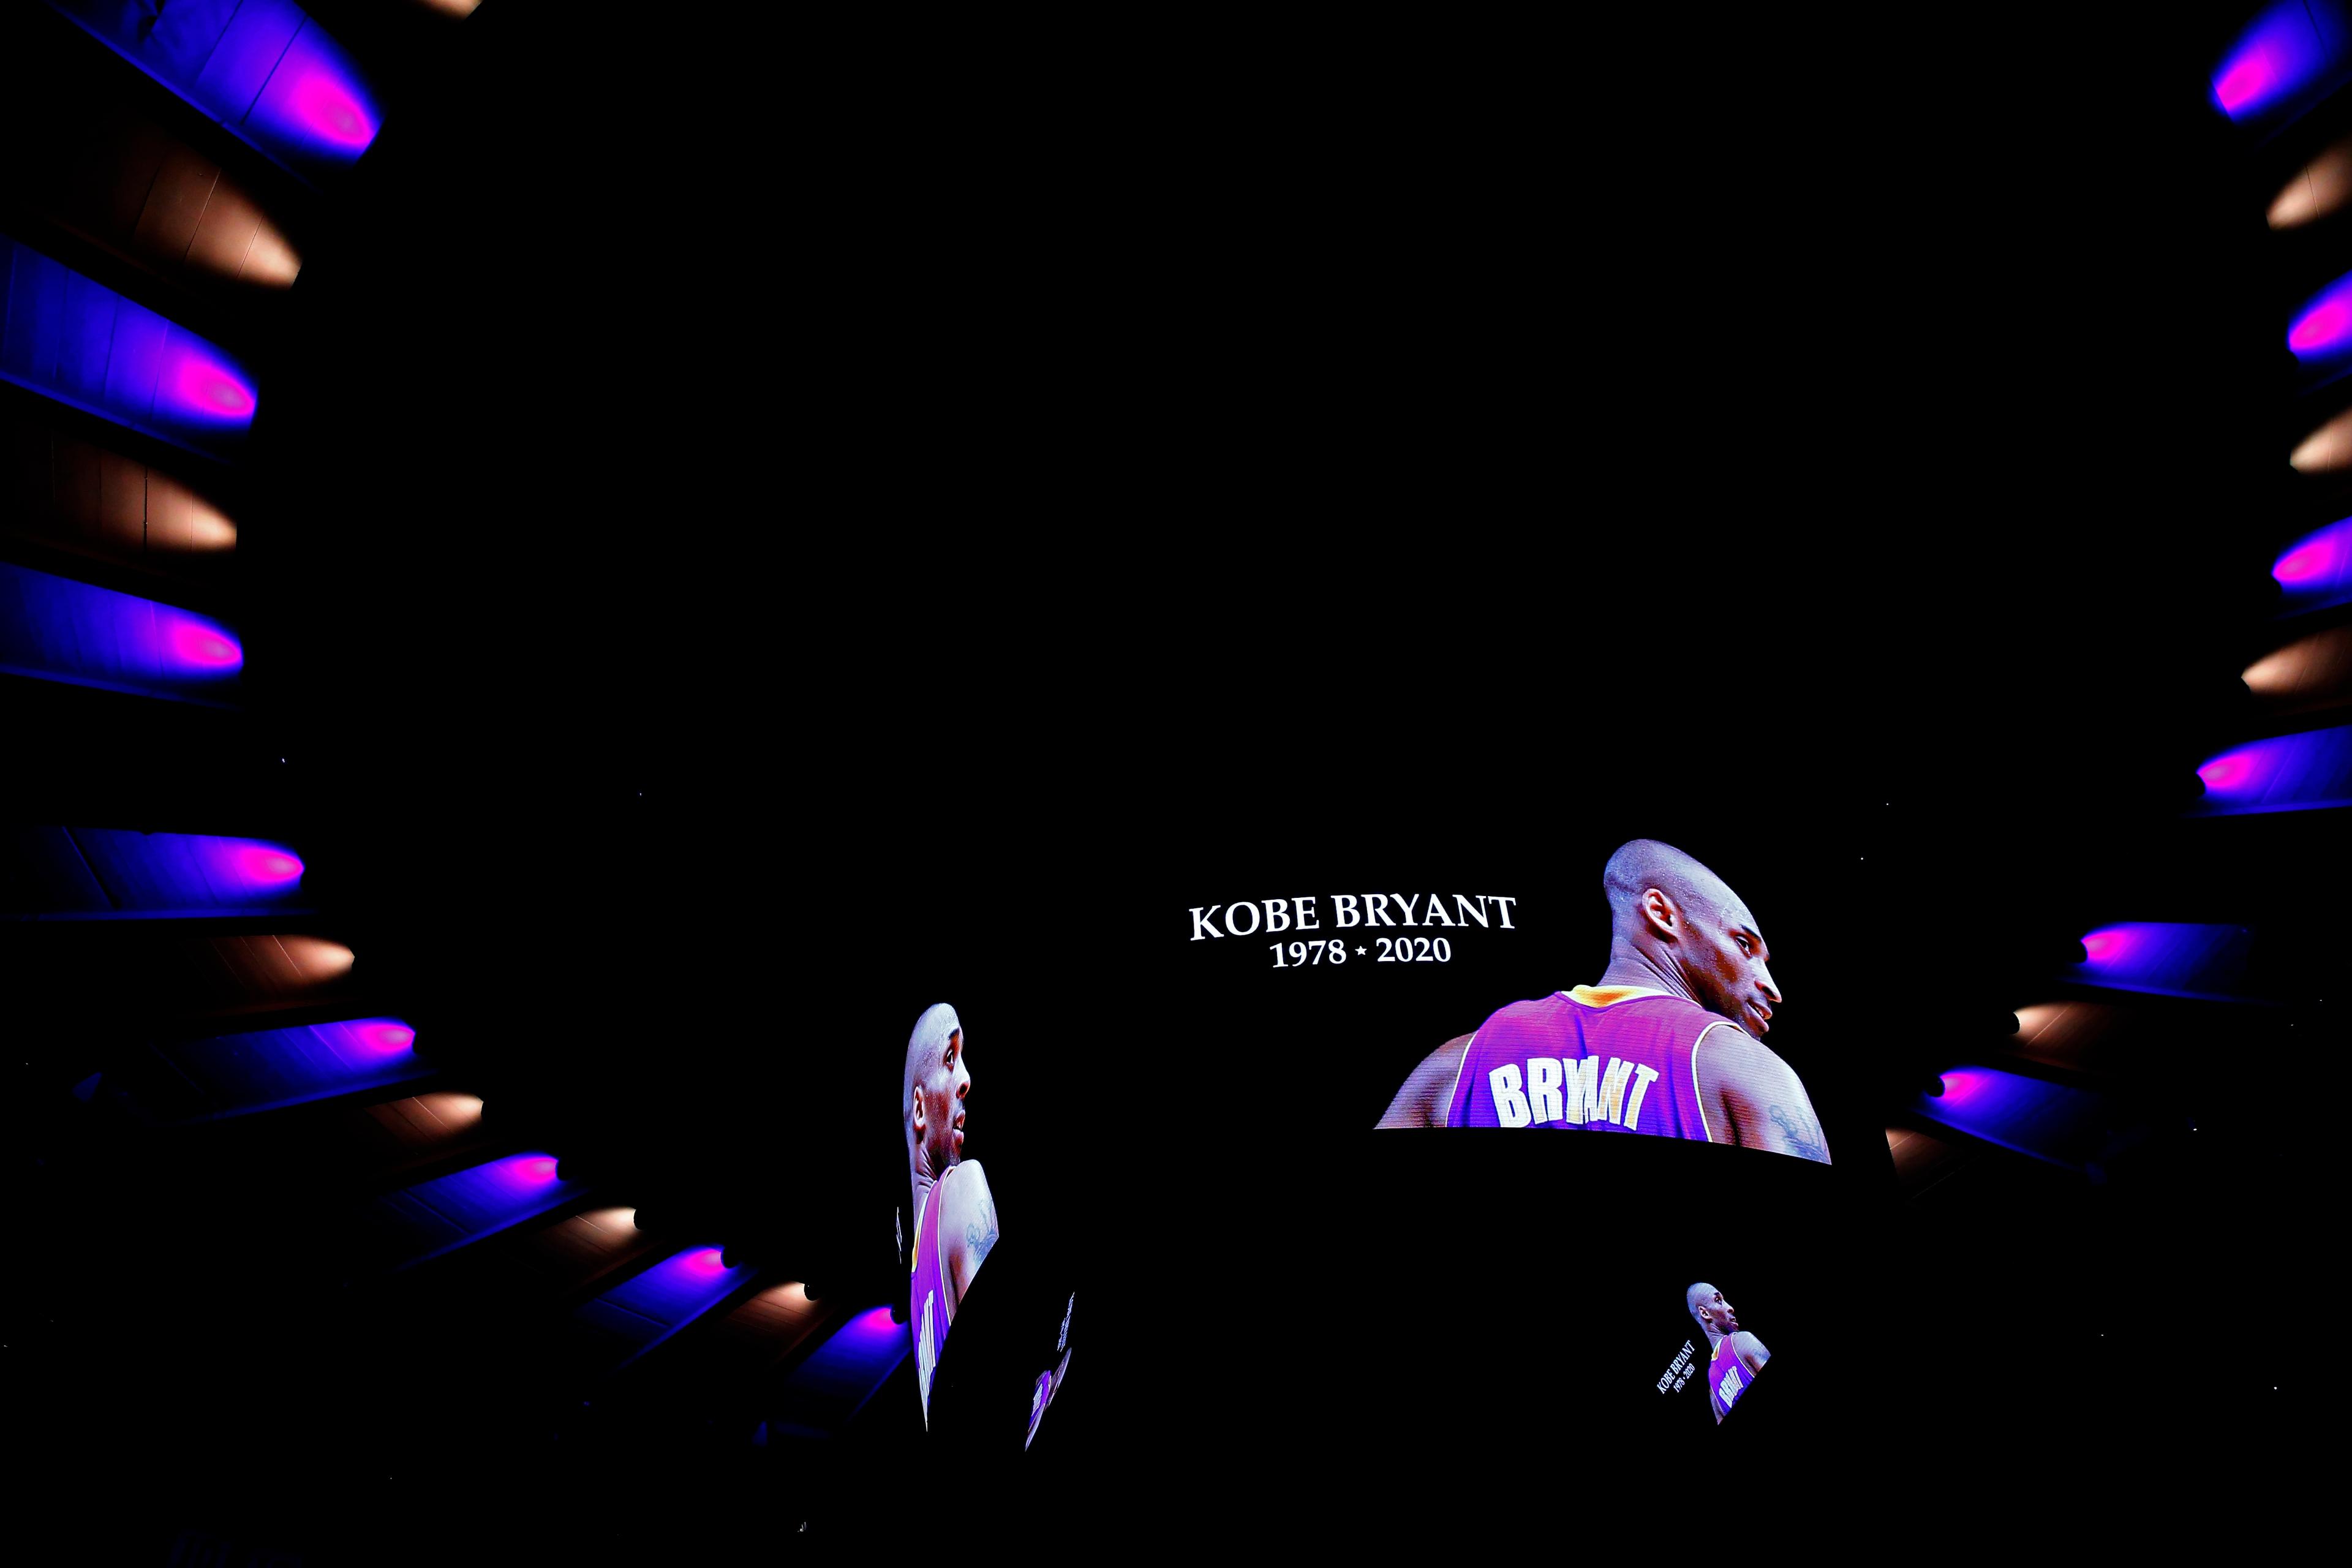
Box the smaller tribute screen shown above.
[1678,1281,1770,1425]
[900,1001,1074,1455]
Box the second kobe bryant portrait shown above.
[900,1003,1069,1442]
[1687,1283,1768,1424]
[1376,839,1831,1163]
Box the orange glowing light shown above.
[2290,407,2352,473]
[280,936,355,979]
[239,224,302,288]
[186,501,238,550]
[2244,624,2352,703]
[2271,135,2352,229]
[2010,1003,2060,1040]
[146,471,238,553]
[421,1091,484,1129]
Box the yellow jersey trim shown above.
[1566,983,1673,1008]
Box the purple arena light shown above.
[1929,1069,1990,1108]
[110,1015,432,1121]
[232,844,305,885]
[2291,273,2352,362]
[2,827,312,919]
[571,1244,755,1370]
[2290,299,2350,353]
[357,1020,418,1054]
[45,1,383,184]
[2193,724,2352,814]
[168,618,245,671]
[1915,1064,2108,1168]
[767,1306,911,1439]
[375,1150,587,1270]
[473,1153,565,1197]
[2211,1,2348,123]
[2274,517,2352,612]
[2071,922,2255,1000]
[168,353,260,422]
[2214,54,2273,114]
[832,1304,905,1352]
[246,12,383,165]
[2199,751,2269,793]
[0,564,246,704]
[166,615,243,672]
[606,1245,750,1316]
[1,236,260,457]
[285,69,378,150]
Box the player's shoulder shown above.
[1638,993,1751,1050]
[1694,1026,1806,1102]
[1479,993,1575,1033]
[1689,1006,1740,1036]
[941,1159,992,1208]
[1691,1013,1771,1056]
[1663,994,1745,1029]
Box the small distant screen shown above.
[1673,1281,1771,1425]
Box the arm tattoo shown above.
[1767,1104,1830,1164]
[965,1198,999,1266]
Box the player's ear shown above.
[1645,888,1678,935]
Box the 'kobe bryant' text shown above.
[1188,894,1517,941]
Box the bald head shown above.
[1605,840,1746,936]
[903,1004,960,1115]
[1686,1281,1717,1323]
[1687,1281,1740,1340]
[1600,840,1782,1039]
[903,1003,968,1180]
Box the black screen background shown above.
[7,2,2334,1555]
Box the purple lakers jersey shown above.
[910,1166,961,1428]
[1441,984,1737,1137]
[1709,1335,1759,1423]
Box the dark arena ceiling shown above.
[3,1,2343,1557]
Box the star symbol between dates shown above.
[1356,946,1366,956]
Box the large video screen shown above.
[1156,812,1887,1466]
[1368,839,1831,1161]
